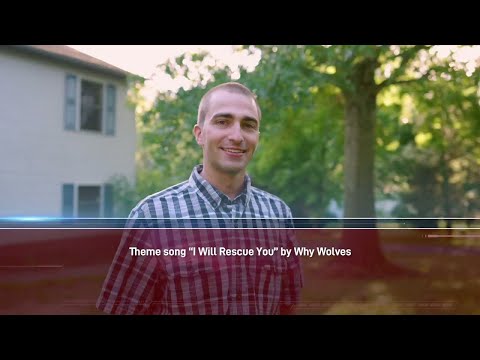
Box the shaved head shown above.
[197,82,261,126]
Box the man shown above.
[97,82,303,315]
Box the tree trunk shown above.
[322,58,416,278]
[344,93,377,219]
[330,89,389,275]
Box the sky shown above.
[67,45,261,102]
[69,45,480,76]
[67,45,480,105]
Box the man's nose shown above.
[227,123,243,143]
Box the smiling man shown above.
[193,82,261,200]
[97,82,303,315]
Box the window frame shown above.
[74,183,104,218]
[78,78,104,133]
[65,73,117,136]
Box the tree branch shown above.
[379,63,452,90]
[378,45,431,90]
[384,78,424,87]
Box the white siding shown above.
[0,48,136,217]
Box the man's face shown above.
[194,90,260,177]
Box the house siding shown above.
[0,48,136,217]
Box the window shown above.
[77,186,101,217]
[62,183,114,218]
[64,74,116,135]
[80,80,103,131]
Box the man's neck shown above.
[200,165,246,200]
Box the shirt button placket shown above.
[233,202,241,228]
[224,203,233,228]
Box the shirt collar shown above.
[188,164,252,209]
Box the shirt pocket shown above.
[248,255,287,313]
[165,259,227,314]
[253,254,287,274]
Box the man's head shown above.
[193,82,261,178]
[197,82,262,126]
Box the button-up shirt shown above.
[97,165,303,314]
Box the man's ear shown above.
[193,124,203,146]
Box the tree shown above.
[388,65,480,227]
[139,47,346,217]
[135,45,479,277]
[295,45,479,276]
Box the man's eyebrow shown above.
[211,113,259,123]
[211,113,234,119]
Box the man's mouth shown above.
[220,147,246,155]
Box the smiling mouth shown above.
[221,147,246,154]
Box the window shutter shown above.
[64,74,77,130]
[103,183,114,217]
[105,84,116,135]
[62,184,74,217]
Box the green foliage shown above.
[247,88,344,216]
[128,45,480,220]
[226,46,345,216]
[107,170,179,217]
[135,46,347,216]
[376,59,480,218]
[107,174,138,217]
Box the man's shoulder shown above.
[130,180,191,215]
[250,186,292,213]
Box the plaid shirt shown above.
[97,165,303,315]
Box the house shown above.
[0,45,137,218]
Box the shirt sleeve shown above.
[96,209,163,314]
[280,208,304,308]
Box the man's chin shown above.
[217,163,247,175]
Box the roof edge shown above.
[6,45,140,80]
